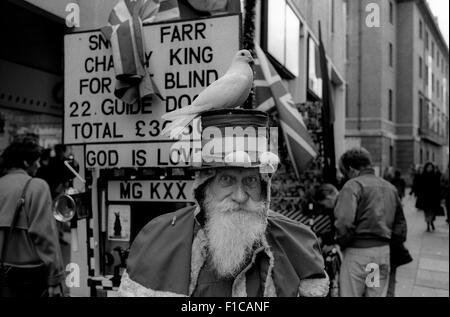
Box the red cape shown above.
[126,206,326,296]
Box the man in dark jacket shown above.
[334,148,407,297]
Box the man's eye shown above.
[219,175,233,186]
[244,176,258,186]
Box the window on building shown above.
[389,42,393,67]
[432,73,435,92]
[266,0,300,78]
[419,56,423,78]
[345,84,349,117]
[425,31,429,50]
[346,34,349,61]
[389,2,394,24]
[437,109,440,133]
[437,51,440,67]
[331,0,335,33]
[419,20,423,39]
[437,80,440,99]
[420,148,423,164]
[425,65,429,85]
[389,145,394,166]
[388,89,393,121]
[419,96,424,128]
[432,42,435,59]
[307,36,322,98]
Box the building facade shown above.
[255,0,348,162]
[346,0,449,179]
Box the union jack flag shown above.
[101,0,179,104]
[254,43,317,178]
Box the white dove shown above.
[161,49,254,139]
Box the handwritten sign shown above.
[64,14,240,145]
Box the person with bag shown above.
[0,137,65,297]
[387,197,412,297]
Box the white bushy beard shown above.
[202,187,269,278]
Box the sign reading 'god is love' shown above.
[64,14,240,145]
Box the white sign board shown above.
[64,14,240,145]
[107,180,194,202]
[85,142,197,168]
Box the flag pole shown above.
[318,22,337,186]
[243,0,256,109]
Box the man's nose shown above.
[231,184,249,204]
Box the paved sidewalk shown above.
[395,194,449,297]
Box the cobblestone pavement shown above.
[395,193,449,297]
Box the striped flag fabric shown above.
[101,0,180,104]
[254,43,317,178]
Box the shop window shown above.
[265,0,299,78]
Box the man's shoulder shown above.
[348,174,397,191]
[267,210,317,238]
[127,205,196,265]
[136,205,196,239]
[126,205,197,293]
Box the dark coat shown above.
[417,172,442,212]
[122,206,327,297]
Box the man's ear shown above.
[23,160,30,168]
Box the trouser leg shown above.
[339,249,368,297]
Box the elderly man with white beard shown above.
[118,109,329,297]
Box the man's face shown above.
[208,168,263,205]
[202,168,268,278]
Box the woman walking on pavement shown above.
[0,137,65,297]
[418,162,442,232]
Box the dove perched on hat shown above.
[161,49,254,139]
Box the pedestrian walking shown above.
[390,170,406,200]
[418,162,442,232]
[0,137,65,297]
[334,147,407,297]
[410,165,424,211]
